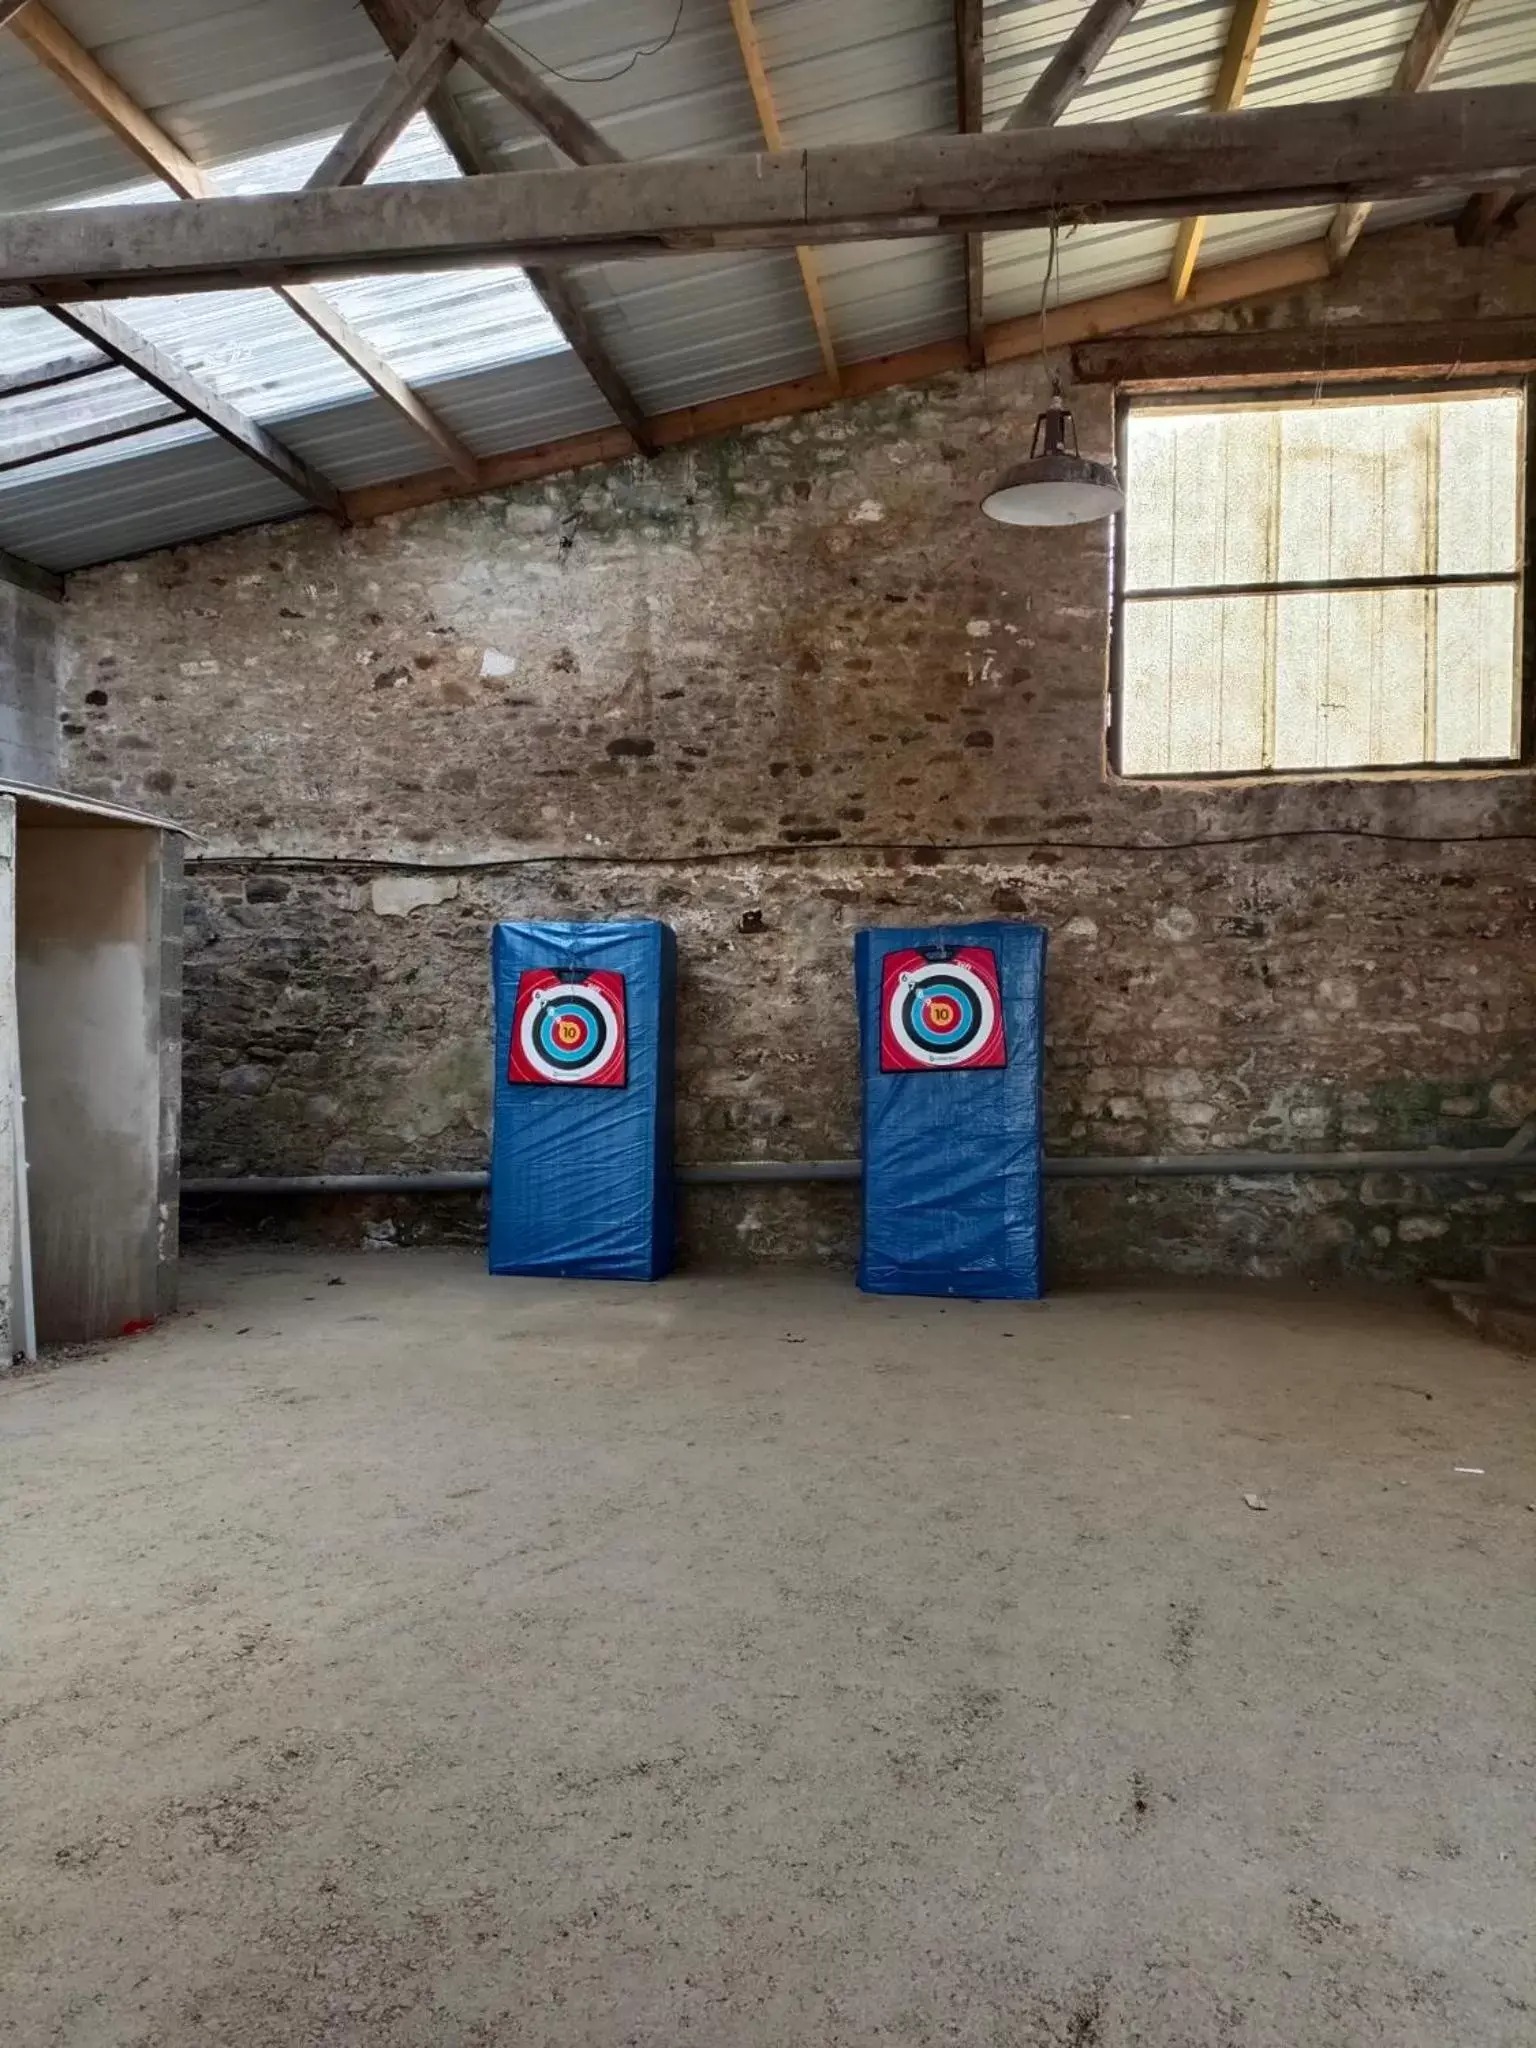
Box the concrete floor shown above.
[2,1256,1532,2048]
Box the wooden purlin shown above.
[1169,0,1275,302]
[728,0,841,390]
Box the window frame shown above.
[1107,376,1535,782]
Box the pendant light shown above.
[981,219,1125,527]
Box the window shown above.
[1112,387,1528,777]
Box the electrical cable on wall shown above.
[186,822,1536,875]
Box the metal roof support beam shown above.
[355,0,655,455]
[0,545,64,602]
[0,347,107,398]
[1004,0,1147,129]
[41,300,345,518]
[727,0,840,390]
[1170,0,1274,301]
[0,403,182,476]
[953,0,985,370]
[6,2,479,481]
[5,90,1532,295]
[1326,0,1475,269]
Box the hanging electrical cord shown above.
[1039,212,1063,398]
[487,0,687,87]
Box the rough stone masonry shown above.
[53,219,1536,1279]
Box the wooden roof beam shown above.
[1169,0,1274,301]
[355,0,490,177]
[5,90,1531,298]
[728,0,840,390]
[308,0,499,190]
[354,0,655,455]
[1004,0,1148,129]
[1326,0,1475,269]
[8,1,479,481]
[1457,187,1521,245]
[41,300,344,518]
[0,545,63,603]
[1072,316,1536,386]
[953,0,985,370]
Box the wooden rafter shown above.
[0,545,63,602]
[6,90,1531,301]
[7,1,479,481]
[42,301,344,517]
[355,0,654,455]
[1169,0,1273,301]
[309,0,500,191]
[451,10,623,167]
[727,0,840,390]
[357,0,484,176]
[1005,0,1147,129]
[953,0,985,370]
[1457,187,1520,246]
[1326,0,1476,269]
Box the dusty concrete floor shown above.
[2,1255,1532,2048]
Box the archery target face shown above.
[508,969,627,1087]
[879,947,1006,1072]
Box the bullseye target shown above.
[508,969,628,1087]
[879,947,1006,1072]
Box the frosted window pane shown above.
[1119,390,1524,774]
[1120,596,1269,775]
[1123,587,1520,774]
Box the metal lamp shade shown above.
[981,398,1125,527]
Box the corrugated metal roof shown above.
[0,0,1532,571]
[0,422,308,570]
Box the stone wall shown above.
[53,218,1536,1278]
